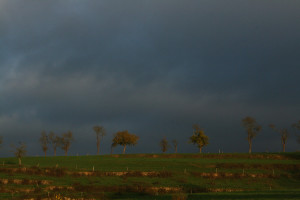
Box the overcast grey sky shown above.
[0,0,299,156]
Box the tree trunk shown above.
[97,134,100,155]
[175,146,177,153]
[283,143,286,152]
[199,147,202,153]
[18,158,21,166]
[65,150,68,156]
[54,148,56,156]
[248,140,252,154]
[111,146,113,155]
[44,151,47,157]
[123,145,127,154]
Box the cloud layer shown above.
[0,1,299,156]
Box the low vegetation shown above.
[0,152,298,199]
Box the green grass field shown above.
[0,153,299,199]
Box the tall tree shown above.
[160,137,169,153]
[93,126,106,155]
[269,124,289,152]
[39,131,49,157]
[11,143,27,166]
[48,132,61,156]
[61,131,74,156]
[292,121,300,144]
[112,130,139,154]
[242,116,262,154]
[189,124,209,153]
[172,139,178,153]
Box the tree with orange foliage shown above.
[112,130,139,154]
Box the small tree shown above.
[242,116,262,154]
[111,142,117,155]
[269,124,289,152]
[11,143,26,166]
[49,132,61,156]
[292,121,300,144]
[61,131,74,156]
[112,130,139,154]
[172,139,178,153]
[189,124,209,153]
[39,131,49,157]
[160,137,169,153]
[93,125,106,155]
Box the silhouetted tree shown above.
[93,125,106,155]
[269,124,289,152]
[11,143,26,166]
[61,131,74,156]
[39,131,49,157]
[111,142,117,155]
[49,132,61,156]
[242,116,262,154]
[160,137,169,153]
[189,124,209,153]
[172,139,178,153]
[112,130,139,154]
[292,121,300,144]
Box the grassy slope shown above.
[0,153,299,199]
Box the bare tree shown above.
[242,117,262,154]
[172,139,178,153]
[189,124,209,153]
[49,132,61,156]
[39,131,49,157]
[61,131,74,156]
[269,124,289,152]
[160,137,169,153]
[292,120,300,144]
[11,143,27,166]
[112,130,139,154]
[93,126,106,155]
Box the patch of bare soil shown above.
[193,172,277,179]
[24,198,96,200]
[208,188,245,192]
[0,179,52,185]
[73,171,171,177]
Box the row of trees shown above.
[242,117,300,153]
[0,118,299,163]
[160,118,300,154]
[39,131,74,156]
[37,128,140,157]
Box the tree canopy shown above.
[93,125,106,155]
[61,131,74,156]
[39,131,49,157]
[160,137,169,153]
[189,124,209,153]
[269,124,289,152]
[112,130,139,154]
[11,143,26,166]
[242,116,262,154]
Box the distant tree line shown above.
[0,118,299,166]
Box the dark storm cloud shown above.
[0,0,299,156]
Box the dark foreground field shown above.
[0,153,299,200]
